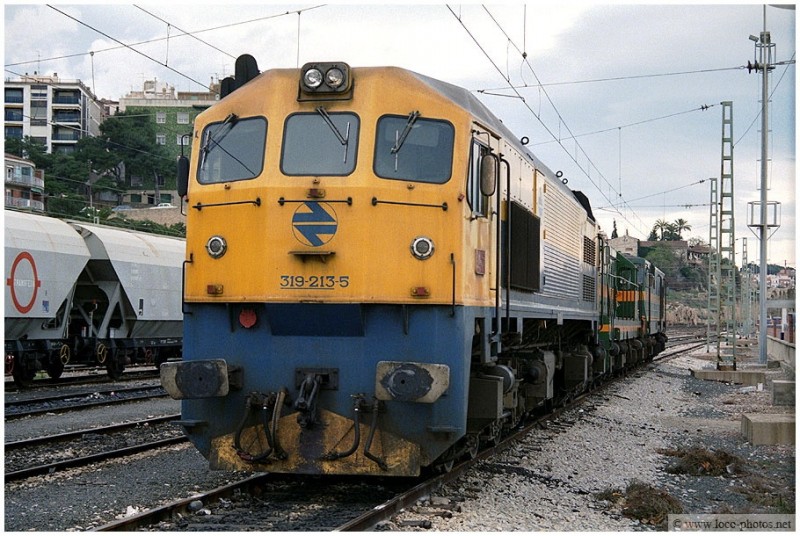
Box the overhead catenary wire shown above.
[46,4,211,91]
[529,104,717,146]
[448,4,649,235]
[734,52,795,147]
[596,179,708,210]
[476,65,747,92]
[133,5,237,60]
[6,6,326,70]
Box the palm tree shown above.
[654,219,670,240]
[663,222,680,241]
[673,218,692,239]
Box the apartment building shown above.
[118,78,219,164]
[4,73,104,154]
[5,152,45,211]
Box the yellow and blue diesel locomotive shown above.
[161,55,667,476]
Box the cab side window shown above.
[467,140,490,217]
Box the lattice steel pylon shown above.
[707,177,719,354]
[717,101,737,370]
[741,237,754,338]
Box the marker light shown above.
[206,235,227,259]
[410,236,434,260]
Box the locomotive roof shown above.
[409,70,554,177]
[407,69,594,222]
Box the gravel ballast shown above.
[389,349,795,531]
[4,348,794,531]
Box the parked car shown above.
[151,203,175,209]
[112,205,132,212]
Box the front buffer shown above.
[162,302,473,477]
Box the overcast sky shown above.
[4,2,796,266]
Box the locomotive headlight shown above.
[299,62,352,95]
[410,236,434,260]
[206,235,228,259]
[325,67,345,88]
[303,68,324,89]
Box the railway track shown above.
[5,414,185,482]
[4,384,169,420]
[95,342,698,532]
[3,367,161,392]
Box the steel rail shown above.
[91,343,703,532]
[5,385,169,420]
[5,414,180,450]
[5,436,187,482]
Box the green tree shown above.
[653,219,670,240]
[673,218,692,239]
[662,222,680,241]
[645,243,679,277]
[95,111,174,188]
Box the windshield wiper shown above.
[390,110,420,154]
[315,106,351,163]
[200,113,238,170]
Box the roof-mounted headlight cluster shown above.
[299,62,352,95]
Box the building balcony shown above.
[6,175,45,190]
[52,96,81,105]
[52,132,81,141]
[52,114,82,123]
[5,197,45,211]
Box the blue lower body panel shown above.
[178,302,483,476]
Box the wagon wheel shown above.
[465,434,480,459]
[143,348,154,365]
[5,353,14,375]
[59,344,71,365]
[96,343,108,364]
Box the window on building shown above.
[30,104,47,126]
[176,134,189,146]
[156,134,166,145]
[177,112,189,124]
[156,112,166,124]
[5,88,23,104]
[5,108,24,121]
[4,126,23,139]
[30,85,47,99]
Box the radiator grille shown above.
[583,274,596,302]
[583,236,596,265]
